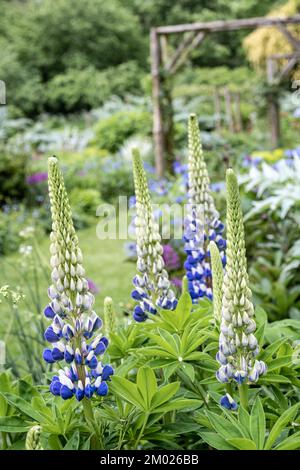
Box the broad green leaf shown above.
[110,377,145,410]
[163,363,179,380]
[0,416,30,433]
[138,347,175,358]
[64,430,80,450]
[153,398,200,413]
[18,380,39,402]
[199,432,236,450]
[260,374,291,384]
[206,411,244,440]
[250,397,265,449]
[267,356,292,371]
[81,437,91,450]
[0,372,12,416]
[260,338,288,361]
[238,406,251,435]
[148,331,177,356]
[275,431,300,450]
[175,292,192,328]
[227,437,257,450]
[151,382,180,410]
[137,367,157,409]
[0,392,48,423]
[265,403,300,450]
[180,362,195,382]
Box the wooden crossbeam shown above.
[165,32,195,72]
[276,24,300,51]
[155,15,300,35]
[168,32,206,75]
[279,55,299,80]
[151,14,300,176]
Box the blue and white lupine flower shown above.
[220,393,238,411]
[216,170,267,398]
[131,149,177,322]
[184,114,226,302]
[43,157,114,401]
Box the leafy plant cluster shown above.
[1,124,300,451]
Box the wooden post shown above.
[150,29,165,177]
[149,16,300,173]
[234,92,242,132]
[223,87,234,133]
[214,87,221,130]
[266,57,280,148]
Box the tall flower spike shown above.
[184,114,226,302]
[104,296,116,338]
[131,149,177,322]
[209,240,223,323]
[216,169,266,391]
[43,157,114,401]
[25,426,43,450]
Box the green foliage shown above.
[93,110,151,153]
[46,62,143,113]
[69,188,102,226]
[0,0,146,116]
[99,164,134,203]
[0,150,28,205]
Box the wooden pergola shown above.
[150,15,300,176]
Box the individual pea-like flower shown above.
[131,149,177,322]
[184,114,226,302]
[25,425,43,450]
[216,169,267,388]
[220,393,238,411]
[43,157,114,401]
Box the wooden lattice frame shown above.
[150,15,300,176]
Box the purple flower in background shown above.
[129,196,136,208]
[87,279,100,295]
[210,182,225,193]
[162,244,181,272]
[171,277,182,290]
[26,172,48,185]
[242,155,262,168]
[149,179,169,196]
[124,241,137,260]
[173,161,188,175]
[143,162,155,174]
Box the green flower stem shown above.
[82,398,102,450]
[225,382,233,397]
[135,412,149,449]
[1,431,8,450]
[239,383,249,410]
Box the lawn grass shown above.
[0,221,135,329]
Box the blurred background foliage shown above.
[0,0,278,116]
[2,0,300,377]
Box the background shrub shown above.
[93,110,152,153]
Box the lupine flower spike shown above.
[209,240,223,324]
[131,149,177,322]
[216,169,267,409]
[43,157,114,401]
[184,114,226,302]
[104,296,116,338]
[25,426,43,450]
